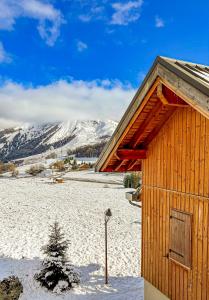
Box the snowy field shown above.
[0,173,143,299]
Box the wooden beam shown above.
[114,152,120,160]
[115,160,127,172]
[130,101,163,148]
[157,83,188,107]
[144,107,176,146]
[157,83,169,105]
[105,160,142,172]
[127,160,139,171]
[117,149,147,160]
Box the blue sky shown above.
[0,0,208,127]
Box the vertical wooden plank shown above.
[141,185,144,277]
[187,195,194,300]
[192,197,199,300]
[159,189,163,291]
[204,118,209,197]
[186,108,191,194]
[149,144,152,186]
[175,264,180,300]
[166,115,170,189]
[145,186,149,280]
[163,125,167,189]
[178,109,183,192]
[194,112,201,195]
[156,134,160,188]
[183,269,188,300]
[179,193,185,300]
[146,137,149,185]
[165,190,169,296]
[202,200,208,300]
[156,187,160,289]
[168,192,173,299]
[147,187,151,282]
[182,108,187,193]
[170,114,175,190]
[172,263,176,300]
[171,192,177,300]
[143,152,147,186]
[184,194,190,300]
[174,110,178,191]
[153,188,158,286]
[197,200,203,300]
[207,199,209,300]
[160,129,163,188]
[150,186,154,284]
[142,186,146,278]
[162,190,165,293]
[190,109,196,195]
[199,115,206,196]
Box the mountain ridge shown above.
[0,120,118,161]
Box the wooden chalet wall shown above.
[142,106,209,300]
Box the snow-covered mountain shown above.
[0,120,118,161]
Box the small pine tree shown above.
[35,222,80,293]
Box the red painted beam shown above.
[117,149,146,160]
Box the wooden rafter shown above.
[114,152,120,160]
[130,101,163,149]
[144,107,175,146]
[157,83,169,105]
[157,83,188,107]
[127,160,139,171]
[115,160,127,171]
[117,149,146,160]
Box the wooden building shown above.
[95,56,209,300]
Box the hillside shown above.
[0,120,118,161]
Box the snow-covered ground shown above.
[0,172,143,299]
[63,170,124,185]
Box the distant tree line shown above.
[67,141,107,158]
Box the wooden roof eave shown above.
[95,58,161,172]
[95,56,209,172]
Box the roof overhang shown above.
[95,56,209,172]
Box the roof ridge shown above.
[158,56,209,68]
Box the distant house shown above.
[95,56,209,300]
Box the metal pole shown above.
[104,208,112,285]
[105,219,108,284]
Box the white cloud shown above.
[79,15,92,23]
[111,0,143,25]
[0,42,12,63]
[0,79,136,128]
[0,0,64,46]
[78,4,105,23]
[155,16,164,28]
[77,41,88,52]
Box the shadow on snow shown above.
[0,257,143,300]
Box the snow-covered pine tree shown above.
[35,221,80,293]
